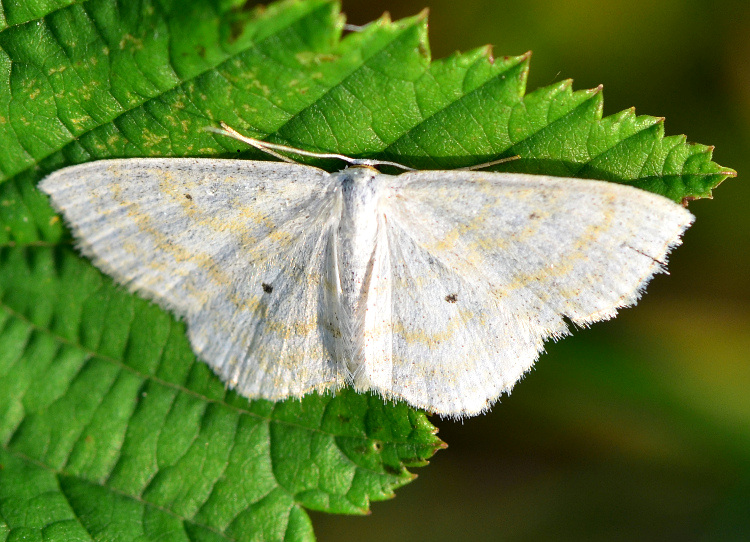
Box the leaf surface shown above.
[0,0,735,540]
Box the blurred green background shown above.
[312,0,750,540]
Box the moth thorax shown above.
[336,168,382,339]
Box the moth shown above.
[39,125,693,417]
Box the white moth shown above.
[39,126,693,417]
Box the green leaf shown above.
[0,245,441,538]
[0,0,736,540]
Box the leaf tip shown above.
[480,44,495,63]
[680,196,694,207]
[378,11,392,24]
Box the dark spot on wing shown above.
[262,283,273,293]
[445,293,458,303]
[185,193,192,200]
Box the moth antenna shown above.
[459,155,521,171]
[207,122,415,171]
